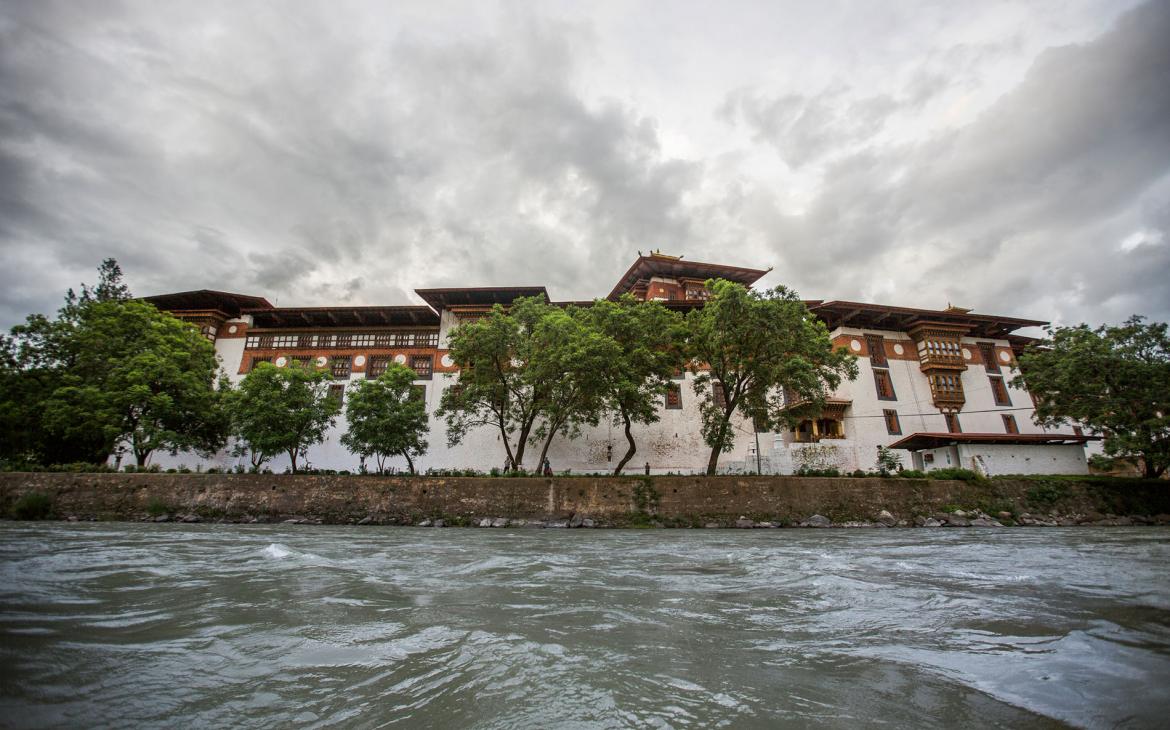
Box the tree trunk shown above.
[287,448,299,474]
[404,452,415,475]
[614,411,636,476]
[498,421,515,469]
[705,446,721,475]
[705,412,732,475]
[536,423,561,473]
[1144,457,1163,479]
[514,418,536,469]
[135,450,149,467]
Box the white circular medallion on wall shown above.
[961,348,972,360]
[441,354,454,368]
[892,343,904,355]
[227,324,238,334]
[275,356,287,368]
[316,356,328,368]
[353,355,366,367]
[394,353,407,365]
[850,339,862,352]
[999,351,1011,363]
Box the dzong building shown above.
[145,252,1094,475]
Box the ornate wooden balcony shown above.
[918,350,967,370]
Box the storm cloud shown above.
[1,0,1167,331]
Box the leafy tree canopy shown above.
[1015,316,1169,478]
[577,296,684,474]
[685,279,858,475]
[438,295,555,469]
[42,300,228,465]
[2,259,224,466]
[225,362,339,473]
[341,364,429,474]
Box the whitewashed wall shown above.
[149,320,1086,475]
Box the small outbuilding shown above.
[888,432,1098,476]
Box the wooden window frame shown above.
[1002,414,1019,434]
[873,369,897,401]
[328,383,345,407]
[866,335,888,368]
[410,355,434,380]
[367,356,390,379]
[249,356,273,372]
[944,413,962,433]
[712,382,727,409]
[883,409,901,435]
[331,356,352,380]
[989,376,1011,406]
[980,343,1000,373]
[665,383,682,410]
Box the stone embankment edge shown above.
[2,473,1169,528]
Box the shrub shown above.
[1026,480,1068,507]
[1087,454,1119,472]
[875,446,902,476]
[898,469,929,479]
[926,467,982,482]
[11,492,53,520]
[146,498,169,517]
[47,462,113,473]
[795,465,840,477]
[850,469,868,478]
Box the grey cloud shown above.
[735,0,1170,326]
[0,0,1166,336]
[721,85,903,168]
[0,2,695,322]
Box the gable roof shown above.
[142,289,273,316]
[607,254,769,300]
[414,287,549,311]
[809,301,1047,339]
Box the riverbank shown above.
[2,472,1169,528]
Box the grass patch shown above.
[10,492,53,520]
[146,498,169,517]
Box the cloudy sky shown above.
[2,0,1168,332]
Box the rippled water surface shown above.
[2,524,1169,729]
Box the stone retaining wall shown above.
[2,473,1169,527]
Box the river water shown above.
[1,525,1168,729]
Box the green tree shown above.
[685,279,858,475]
[226,362,339,473]
[526,305,616,470]
[438,295,554,469]
[2,260,225,467]
[341,364,429,474]
[1015,316,1169,478]
[580,296,684,474]
[42,300,228,466]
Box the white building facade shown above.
[144,254,1092,476]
